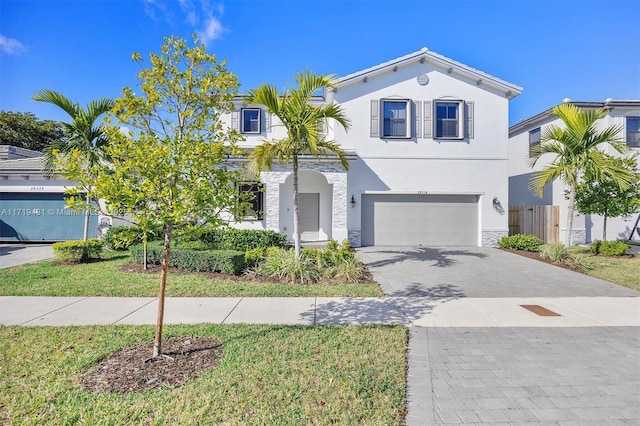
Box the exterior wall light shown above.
[350,195,356,208]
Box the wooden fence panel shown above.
[508,205,559,244]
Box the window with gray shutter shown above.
[413,101,421,138]
[423,101,432,138]
[465,101,474,139]
[231,110,240,131]
[370,99,379,138]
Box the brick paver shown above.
[407,326,640,425]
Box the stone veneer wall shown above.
[481,230,508,247]
[570,229,586,245]
[260,161,348,240]
[348,229,362,248]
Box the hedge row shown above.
[183,228,288,251]
[53,239,103,263]
[130,242,245,274]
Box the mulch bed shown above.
[82,336,223,393]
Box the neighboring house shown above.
[0,145,100,241]
[228,47,522,247]
[508,99,640,244]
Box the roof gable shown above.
[335,47,522,99]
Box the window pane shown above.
[238,182,263,219]
[627,117,640,147]
[383,101,407,137]
[242,109,260,133]
[435,102,460,138]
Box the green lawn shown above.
[571,247,640,291]
[0,252,383,297]
[0,324,407,425]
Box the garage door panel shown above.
[0,193,97,241]
[361,194,478,246]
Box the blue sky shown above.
[1,0,639,126]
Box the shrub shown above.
[326,256,367,283]
[539,244,570,263]
[568,253,594,271]
[186,228,288,251]
[322,239,355,266]
[598,240,630,256]
[259,247,320,284]
[130,242,245,274]
[53,239,103,263]
[498,234,542,252]
[301,247,326,268]
[103,226,140,250]
[244,247,266,268]
[589,240,602,254]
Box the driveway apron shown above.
[357,246,640,425]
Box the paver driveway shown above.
[357,246,639,298]
[357,246,640,425]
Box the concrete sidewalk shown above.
[1,295,638,327]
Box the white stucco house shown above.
[508,99,640,245]
[227,48,522,247]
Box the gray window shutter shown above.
[423,101,432,138]
[265,111,271,132]
[413,101,421,138]
[466,101,474,139]
[370,99,379,138]
[231,110,240,131]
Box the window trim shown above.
[381,98,412,139]
[626,116,640,148]
[237,182,264,221]
[434,99,464,140]
[241,108,261,134]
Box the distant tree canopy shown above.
[0,110,64,152]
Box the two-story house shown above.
[228,48,522,247]
[508,99,640,245]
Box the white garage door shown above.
[361,194,478,246]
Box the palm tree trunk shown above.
[602,215,608,241]
[292,156,301,259]
[83,194,91,240]
[153,224,173,358]
[565,185,576,246]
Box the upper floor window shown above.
[627,116,640,147]
[242,108,260,134]
[529,127,541,156]
[237,182,264,220]
[435,100,464,139]
[382,99,411,138]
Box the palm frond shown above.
[33,89,79,118]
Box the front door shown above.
[299,193,319,241]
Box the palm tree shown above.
[529,103,636,246]
[33,89,115,240]
[246,71,351,258]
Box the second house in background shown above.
[226,47,522,248]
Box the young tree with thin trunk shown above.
[93,36,243,358]
[529,103,636,246]
[32,91,115,240]
[246,71,351,258]
[574,154,640,240]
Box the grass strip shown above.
[0,253,383,297]
[0,324,406,425]
[570,247,640,291]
